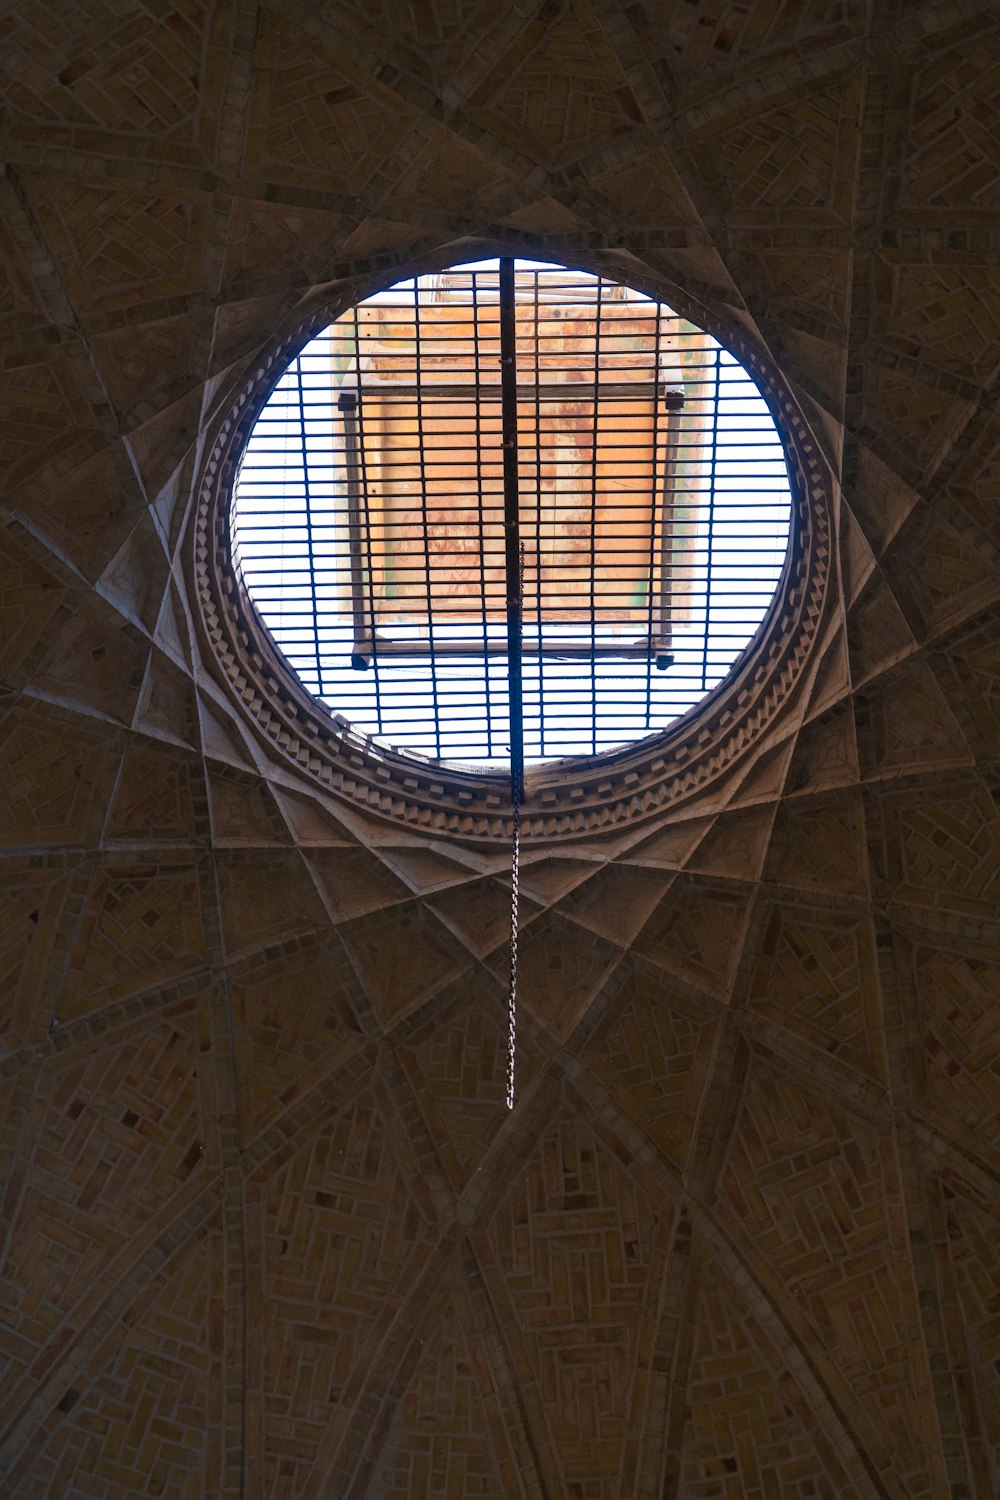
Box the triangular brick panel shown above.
[487,1100,666,1494]
[678,1249,866,1499]
[60,861,206,1018]
[632,877,752,1000]
[339,901,472,1029]
[487,908,622,1041]
[0,1005,208,1404]
[216,849,328,959]
[254,1087,435,1498]
[583,966,720,1169]
[17,1214,224,1499]
[230,936,368,1143]
[747,902,885,1084]
[766,792,869,899]
[106,737,204,844]
[715,1051,931,1496]
[0,700,122,849]
[396,977,533,1192]
[372,1279,510,1498]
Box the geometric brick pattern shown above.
[555,863,669,943]
[747,904,884,1083]
[944,614,1000,757]
[12,447,149,581]
[785,704,858,793]
[716,1052,930,1497]
[487,909,621,1040]
[741,247,851,335]
[860,364,976,481]
[0,1,209,141]
[943,1184,1000,1495]
[470,2,638,165]
[215,849,327,958]
[884,783,1000,919]
[710,78,860,219]
[17,1218,223,1500]
[872,259,1000,385]
[898,513,1000,635]
[489,1105,663,1498]
[0,535,69,686]
[0,1009,205,1414]
[245,17,418,194]
[2,3,1000,1496]
[59,862,206,1019]
[584,968,720,1169]
[0,344,104,488]
[31,594,149,725]
[371,127,522,234]
[338,900,472,1029]
[900,33,1000,210]
[319,0,487,92]
[229,936,367,1143]
[588,147,702,232]
[0,701,120,849]
[679,1252,856,1499]
[847,575,917,685]
[862,660,970,777]
[661,0,864,78]
[90,313,203,424]
[374,1286,507,1499]
[631,878,752,1000]
[766,792,869,898]
[914,941,1000,1147]
[397,978,517,1192]
[0,865,78,1050]
[30,181,210,316]
[255,1089,433,1499]
[105,739,203,844]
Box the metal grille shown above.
[232,260,792,766]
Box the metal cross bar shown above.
[500,256,524,810]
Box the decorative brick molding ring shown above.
[192,246,832,844]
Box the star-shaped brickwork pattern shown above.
[1,3,999,1497]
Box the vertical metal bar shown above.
[645,301,665,729]
[534,266,544,759]
[472,269,493,758]
[349,310,383,732]
[701,343,722,691]
[500,255,524,806]
[654,403,682,666]
[295,355,325,697]
[588,276,603,754]
[413,276,442,756]
[339,392,369,665]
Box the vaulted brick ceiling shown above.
[2,3,999,1497]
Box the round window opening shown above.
[231,257,793,769]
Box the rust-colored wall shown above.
[345,287,700,631]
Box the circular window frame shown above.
[192,241,832,843]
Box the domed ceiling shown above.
[1,3,999,1497]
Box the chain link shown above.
[506,796,519,1110]
[506,539,525,1110]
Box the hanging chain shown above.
[506,793,519,1109]
[506,539,526,1110]
[500,258,523,1112]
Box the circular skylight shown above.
[231,258,792,768]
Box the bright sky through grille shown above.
[232,260,792,766]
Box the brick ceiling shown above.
[2,2,1000,1497]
